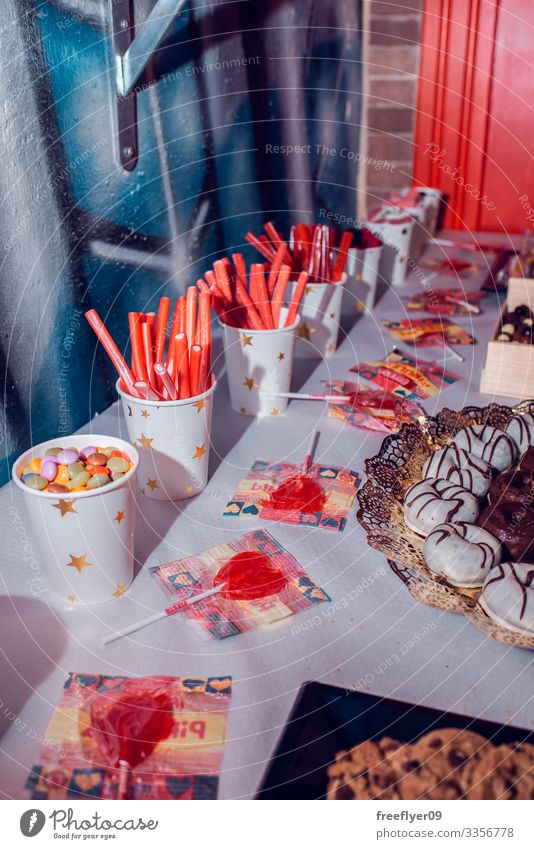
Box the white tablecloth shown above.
[1,233,532,800]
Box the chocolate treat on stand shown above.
[479,447,534,562]
[496,304,534,344]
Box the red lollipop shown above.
[267,473,325,514]
[213,550,287,600]
[265,430,325,515]
[105,552,288,645]
[84,681,176,797]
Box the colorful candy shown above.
[19,444,134,492]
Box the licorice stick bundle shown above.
[198,255,308,331]
[247,221,354,284]
[87,291,213,403]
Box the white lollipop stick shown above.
[260,390,351,404]
[103,583,225,645]
[443,343,464,363]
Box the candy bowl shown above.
[12,434,138,607]
[356,401,534,649]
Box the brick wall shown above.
[361,0,423,216]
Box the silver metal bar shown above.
[110,0,138,170]
[118,0,189,96]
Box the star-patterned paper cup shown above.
[344,243,382,313]
[219,307,299,417]
[117,376,217,501]
[292,277,346,359]
[12,434,138,607]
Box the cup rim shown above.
[291,274,347,290]
[116,374,218,408]
[12,433,139,500]
[218,308,300,335]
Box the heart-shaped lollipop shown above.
[84,681,176,797]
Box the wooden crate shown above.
[480,276,534,399]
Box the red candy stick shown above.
[251,263,274,329]
[85,309,140,397]
[285,270,309,327]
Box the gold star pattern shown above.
[139,487,146,496]
[113,585,126,598]
[243,376,258,391]
[277,352,285,361]
[193,399,206,414]
[193,444,206,461]
[239,334,253,348]
[305,286,314,295]
[186,485,194,494]
[53,499,77,517]
[146,478,159,491]
[298,322,315,340]
[141,409,150,419]
[138,433,153,450]
[67,554,92,574]
[67,594,77,604]
[270,408,280,416]
[114,511,125,524]
[326,343,335,353]
[239,407,247,414]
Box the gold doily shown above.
[357,401,534,649]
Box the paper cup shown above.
[220,307,298,416]
[12,434,138,607]
[117,377,217,501]
[345,243,383,313]
[292,278,345,359]
[367,213,416,287]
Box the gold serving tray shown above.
[357,401,534,649]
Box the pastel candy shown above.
[53,465,69,486]
[67,461,85,478]
[40,460,58,482]
[107,457,129,473]
[67,471,90,490]
[57,448,80,464]
[79,445,97,460]
[103,446,119,455]
[24,474,48,490]
[28,457,41,474]
[86,452,108,466]
[87,474,110,488]
[47,483,69,493]
[44,447,62,457]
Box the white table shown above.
[1,233,532,800]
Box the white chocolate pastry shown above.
[452,425,516,472]
[421,446,492,498]
[403,478,479,537]
[424,522,502,587]
[505,413,534,456]
[479,562,534,636]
